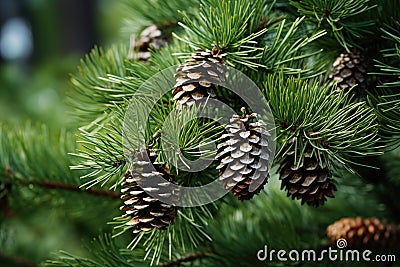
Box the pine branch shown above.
[0,123,82,188]
[291,0,377,50]
[257,17,326,77]
[68,45,132,125]
[34,1,400,266]
[175,0,275,68]
[43,234,148,267]
[368,26,400,146]
[72,116,127,190]
[16,179,120,199]
[121,0,198,36]
[264,73,381,169]
[159,251,207,267]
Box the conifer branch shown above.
[16,179,120,199]
[13,1,400,266]
[254,15,284,33]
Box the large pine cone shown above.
[327,217,400,250]
[329,49,368,96]
[216,108,271,200]
[173,49,226,108]
[278,146,336,207]
[120,150,177,233]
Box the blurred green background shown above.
[0,0,125,265]
[0,0,123,126]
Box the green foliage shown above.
[71,118,127,189]
[69,45,131,125]
[369,26,400,144]
[291,0,376,50]
[258,17,326,76]
[3,0,400,266]
[177,1,326,73]
[120,0,198,36]
[177,0,270,50]
[0,123,79,184]
[42,234,146,267]
[372,0,400,28]
[112,205,215,266]
[206,181,318,267]
[264,74,381,168]
[62,0,399,265]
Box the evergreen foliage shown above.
[1,0,400,266]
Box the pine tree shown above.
[1,0,400,266]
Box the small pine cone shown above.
[329,49,368,96]
[216,108,271,200]
[173,49,226,108]
[120,150,177,234]
[327,217,400,250]
[131,25,167,61]
[278,146,336,207]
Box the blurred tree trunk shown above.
[58,0,97,54]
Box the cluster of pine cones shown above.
[120,25,372,234]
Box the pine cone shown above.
[329,49,368,96]
[130,25,167,61]
[173,49,226,108]
[120,150,177,234]
[216,108,271,200]
[278,145,336,207]
[327,217,400,250]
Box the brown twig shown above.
[18,179,120,199]
[265,16,284,29]
[254,15,284,33]
[159,252,207,267]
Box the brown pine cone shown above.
[120,150,177,233]
[327,217,400,250]
[278,145,336,207]
[216,108,272,200]
[329,49,368,97]
[173,49,226,108]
